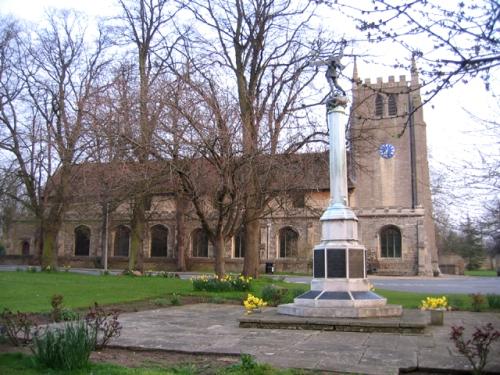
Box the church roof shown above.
[45,151,353,202]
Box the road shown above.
[1,265,499,294]
[284,275,500,294]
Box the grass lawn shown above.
[464,270,498,277]
[0,271,305,313]
[0,352,309,375]
[376,289,473,310]
[0,270,496,313]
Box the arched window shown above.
[114,225,130,257]
[234,229,245,258]
[375,94,384,117]
[150,225,168,257]
[192,228,209,257]
[74,225,91,256]
[21,241,30,256]
[279,227,299,258]
[380,226,402,258]
[388,94,398,116]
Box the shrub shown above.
[226,354,277,374]
[261,285,288,306]
[32,321,95,370]
[486,294,500,309]
[169,294,181,306]
[0,308,39,346]
[469,293,486,312]
[85,303,121,349]
[239,354,258,371]
[450,323,500,375]
[50,294,64,322]
[60,308,79,322]
[191,274,252,292]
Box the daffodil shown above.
[420,296,448,310]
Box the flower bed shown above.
[191,274,252,292]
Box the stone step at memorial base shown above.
[278,303,402,318]
[239,308,429,334]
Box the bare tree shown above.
[326,0,499,100]
[181,0,338,277]
[153,66,246,276]
[114,0,180,271]
[0,12,109,268]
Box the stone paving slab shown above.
[110,304,500,375]
[239,307,428,334]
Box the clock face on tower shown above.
[379,143,395,159]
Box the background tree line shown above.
[0,0,340,276]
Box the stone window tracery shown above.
[380,225,402,258]
[192,228,209,257]
[279,226,299,258]
[74,225,90,256]
[114,225,130,257]
[375,93,384,117]
[388,94,398,116]
[234,229,245,258]
[150,224,168,257]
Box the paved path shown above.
[111,304,500,375]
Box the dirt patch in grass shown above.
[17,296,241,325]
[90,347,240,372]
[0,343,239,373]
[98,296,240,314]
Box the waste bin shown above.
[265,262,274,274]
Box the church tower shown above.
[349,59,438,276]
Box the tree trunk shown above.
[100,203,109,269]
[175,193,187,271]
[243,211,260,278]
[129,197,145,272]
[214,232,226,277]
[41,220,61,270]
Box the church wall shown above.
[356,207,424,275]
[2,220,41,266]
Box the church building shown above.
[3,63,438,276]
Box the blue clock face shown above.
[379,143,395,159]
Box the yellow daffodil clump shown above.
[243,294,267,313]
[420,296,448,310]
[191,274,252,292]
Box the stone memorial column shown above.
[278,52,402,318]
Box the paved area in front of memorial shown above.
[110,304,500,375]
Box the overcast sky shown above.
[1,0,497,222]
